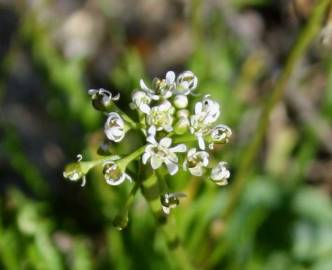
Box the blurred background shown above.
[1,0,332,269]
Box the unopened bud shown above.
[210,162,230,186]
[88,88,119,112]
[173,95,188,109]
[174,117,190,134]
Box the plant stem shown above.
[117,145,146,169]
[140,173,195,270]
[205,0,331,268]
[66,145,146,179]
[112,183,140,230]
[173,134,197,144]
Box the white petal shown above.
[113,136,124,143]
[106,174,126,186]
[125,173,132,182]
[167,153,178,164]
[104,130,114,140]
[198,136,205,150]
[188,148,196,156]
[166,71,175,84]
[112,129,123,136]
[142,152,150,164]
[165,160,178,175]
[160,137,172,148]
[164,125,173,132]
[147,135,156,145]
[140,79,150,91]
[151,156,163,169]
[148,125,156,136]
[112,93,120,100]
[215,179,228,186]
[195,101,203,115]
[159,101,171,110]
[88,89,98,95]
[202,157,210,166]
[170,144,187,153]
[164,90,173,99]
[140,104,151,114]
[145,144,154,153]
[189,166,203,177]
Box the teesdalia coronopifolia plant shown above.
[63,70,232,229]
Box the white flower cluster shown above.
[99,70,232,186]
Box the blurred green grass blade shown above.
[220,0,331,226]
[19,9,99,130]
[2,124,49,196]
[107,228,131,270]
[72,238,93,270]
[110,48,145,93]
[0,228,22,269]
[34,232,64,270]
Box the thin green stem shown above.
[140,173,195,270]
[112,183,140,230]
[173,134,197,144]
[205,1,331,268]
[117,145,146,170]
[64,145,146,179]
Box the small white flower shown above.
[104,112,125,142]
[142,136,187,175]
[140,71,176,100]
[147,101,174,132]
[175,71,198,95]
[155,71,176,99]
[210,162,230,186]
[103,161,132,186]
[190,95,221,150]
[194,95,220,124]
[131,90,152,114]
[208,124,232,149]
[183,148,209,176]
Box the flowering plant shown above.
[63,71,231,228]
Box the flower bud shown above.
[174,117,190,135]
[63,162,84,181]
[88,88,119,112]
[208,124,232,149]
[160,192,186,214]
[210,162,230,186]
[177,109,190,118]
[176,71,198,95]
[104,112,125,142]
[183,148,209,176]
[131,90,151,114]
[173,95,188,109]
[103,161,131,186]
